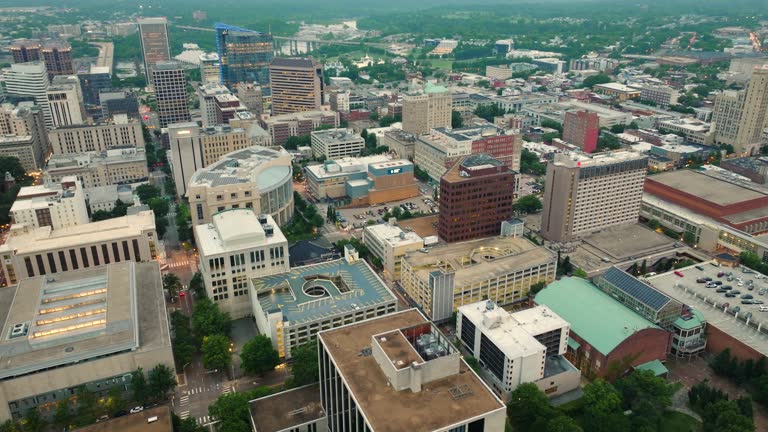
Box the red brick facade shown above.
[471,133,521,169]
[567,327,671,379]
[563,111,599,153]
[706,324,763,362]
[644,178,768,231]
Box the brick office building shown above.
[562,110,599,153]
[438,154,515,243]
[471,131,523,172]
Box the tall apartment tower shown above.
[402,83,452,135]
[46,75,86,128]
[137,17,171,85]
[199,52,220,84]
[151,62,190,129]
[562,110,599,153]
[541,151,648,243]
[269,58,324,115]
[215,23,274,89]
[5,62,53,129]
[438,154,516,243]
[713,67,768,156]
[8,39,41,64]
[40,41,74,77]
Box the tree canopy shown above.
[240,335,280,375]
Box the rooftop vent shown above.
[257,214,268,224]
[9,322,28,339]
[263,224,274,236]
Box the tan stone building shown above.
[48,117,145,155]
[401,83,452,135]
[44,147,148,188]
[541,151,648,243]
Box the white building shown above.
[0,210,159,285]
[310,128,365,159]
[44,146,148,189]
[187,146,293,227]
[362,222,423,279]
[4,62,52,128]
[196,83,232,128]
[10,176,89,230]
[48,116,145,155]
[457,301,579,397]
[46,75,85,128]
[196,210,289,318]
[199,52,220,84]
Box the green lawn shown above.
[659,411,701,432]
[429,58,453,70]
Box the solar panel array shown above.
[600,267,671,312]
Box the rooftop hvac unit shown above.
[264,224,274,236]
[257,214,268,224]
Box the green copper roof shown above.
[673,309,706,331]
[424,83,448,94]
[635,359,668,376]
[535,277,660,356]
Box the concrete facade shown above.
[402,84,452,135]
[10,177,89,231]
[44,147,148,188]
[48,118,145,155]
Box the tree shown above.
[135,184,161,203]
[287,343,319,387]
[131,368,149,405]
[0,157,26,180]
[149,197,169,218]
[208,386,275,432]
[0,420,20,432]
[20,409,45,432]
[514,195,543,214]
[597,134,621,151]
[704,400,754,432]
[647,219,662,230]
[190,272,206,298]
[583,379,629,432]
[451,110,464,128]
[74,386,97,426]
[573,268,588,278]
[241,335,280,375]
[163,273,182,298]
[104,386,126,417]
[507,383,555,432]
[53,399,73,430]
[529,281,547,297]
[192,298,232,340]
[171,311,196,366]
[582,74,612,88]
[148,364,176,401]
[546,416,583,432]
[615,370,674,427]
[202,334,232,371]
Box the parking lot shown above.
[335,192,438,230]
[647,263,768,357]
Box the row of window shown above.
[23,239,143,278]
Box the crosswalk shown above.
[168,258,193,269]
[185,386,205,395]
[197,415,215,425]
[221,384,232,395]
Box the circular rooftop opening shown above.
[303,284,329,297]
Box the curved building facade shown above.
[187,146,294,227]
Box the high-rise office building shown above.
[10,177,89,230]
[269,57,324,115]
[438,154,515,243]
[402,83,452,135]
[541,151,647,243]
[199,52,220,84]
[137,17,171,85]
[48,117,144,155]
[77,66,112,106]
[215,23,274,89]
[0,101,49,170]
[196,83,233,128]
[151,62,190,128]
[713,67,768,156]
[562,110,599,153]
[167,123,250,197]
[40,41,74,77]
[234,82,263,114]
[4,62,52,129]
[46,75,86,128]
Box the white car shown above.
[130,406,144,414]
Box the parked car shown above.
[754,300,765,305]
[130,406,144,414]
[674,271,684,277]
[759,289,766,296]
[733,306,741,313]
[696,278,707,283]
[716,288,729,293]
[726,292,737,297]
[742,294,754,299]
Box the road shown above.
[90,41,114,69]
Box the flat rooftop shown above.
[364,223,423,247]
[647,170,767,206]
[0,211,155,255]
[73,406,172,432]
[319,310,505,432]
[304,155,390,180]
[459,302,546,359]
[188,146,290,189]
[646,264,768,357]
[196,211,286,256]
[0,262,168,379]
[252,259,396,326]
[249,384,324,432]
[403,236,556,288]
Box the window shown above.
[47,253,57,273]
[101,244,110,264]
[69,249,79,270]
[196,203,204,221]
[112,242,121,262]
[58,251,68,272]
[132,239,141,261]
[24,257,34,277]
